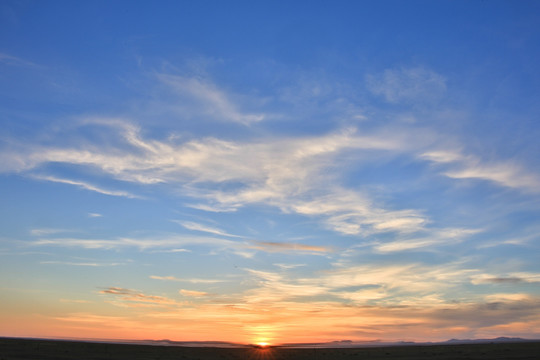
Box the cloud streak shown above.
[40,261,124,266]
[157,74,265,125]
[99,287,178,307]
[0,52,40,68]
[173,220,244,238]
[421,150,540,193]
[31,235,239,251]
[150,275,226,284]
[367,67,446,104]
[31,233,331,257]
[250,241,331,253]
[2,119,436,237]
[32,175,141,198]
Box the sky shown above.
[1,0,540,345]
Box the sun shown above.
[249,341,275,360]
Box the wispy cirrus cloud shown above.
[30,228,71,236]
[59,299,91,304]
[250,241,332,254]
[179,289,210,297]
[32,175,141,198]
[373,228,482,253]
[273,263,306,270]
[2,69,538,249]
[421,150,540,193]
[173,220,244,238]
[31,234,239,251]
[367,66,447,104]
[2,119,431,238]
[99,287,178,307]
[242,261,482,306]
[287,188,427,235]
[157,74,265,125]
[471,272,540,285]
[150,275,226,284]
[0,52,40,68]
[40,261,125,266]
[30,233,330,257]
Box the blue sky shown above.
[1,0,540,343]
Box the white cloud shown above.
[150,275,225,284]
[367,67,446,103]
[157,74,265,125]
[273,263,306,270]
[31,235,239,251]
[173,220,243,238]
[5,120,430,237]
[31,233,330,257]
[242,262,481,306]
[32,175,141,199]
[289,189,427,235]
[30,228,70,236]
[374,228,482,253]
[0,52,39,68]
[421,149,540,192]
[40,261,124,266]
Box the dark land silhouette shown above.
[1,337,540,360]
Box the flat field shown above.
[1,337,540,360]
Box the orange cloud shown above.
[179,289,210,297]
[99,287,177,306]
[250,241,332,253]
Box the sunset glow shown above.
[1,0,540,345]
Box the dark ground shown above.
[1,337,540,360]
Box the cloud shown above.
[484,293,532,302]
[273,263,306,270]
[52,313,144,334]
[157,74,265,125]
[150,248,191,253]
[373,228,482,253]
[52,296,540,343]
[31,234,239,251]
[99,287,177,307]
[173,220,243,238]
[59,299,91,304]
[88,213,102,218]
[32,175,141,198]
[30,228,70,236]
[289,189,427,235]
[179,289,210,297]
[421,150,540,193]
[30,233,333,257]
[471,272,540,285]
[250,241,331,253]
[0,52,39,68]
[40,261,124,266]
[150,275,225,284]
[241,261,483,306]
[367,67,446,103]
[3,118,435,237]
